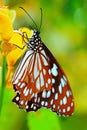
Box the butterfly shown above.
[12,28,74,116]
[12,7,74,116]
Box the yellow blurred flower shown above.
[0,5,33,88]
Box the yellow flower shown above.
[0,6,33,88]
[0,6,15,40]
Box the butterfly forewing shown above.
[12,29,74,116]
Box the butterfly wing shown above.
[32,44,74,116]
[22,44,74,116]
[12,45,53,110]
[12,42,74,116]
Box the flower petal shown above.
[0,8,13,40]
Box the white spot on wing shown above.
[63,96,67,105]
[52,78,55,84]
[50,99,53,105]
[63,75,67,82]
[26,105,29,109]
[53,104,56,108]
[52,87,55,93]
[36,78,40,90]
[33,106,36,110]
[25,90,29,96]
[71,102,74,107]
[42,90,46,98]
[16,96,19,101]
[20,100,24,105]
[47,90,51,98]
[44,102,48,106]
[34,54,39,79]
[67,106,70,112]
[41,101,44,106]
[46,83,48,88]
[59,83,62,94]
[48,78,51,84]
[40,72,44,87]
[63,109,66,113]
[55,93,58,100]
[60,100,62,105]
[48,69,51,74]
[66,90,70,97]
[34,68,39,79]
[51,64,58,76]
[61,77,66,87]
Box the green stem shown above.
[0,56,6,114]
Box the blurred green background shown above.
[0,0,87,130]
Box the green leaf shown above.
[27,108,61,130]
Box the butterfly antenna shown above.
[39,8,43,31]
[19,7,38,29]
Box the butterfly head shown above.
[33,29,40,36]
